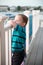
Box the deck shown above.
[25,27,43,65]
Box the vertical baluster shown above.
[0,21,6,65]
[5,30,9,65]
[8,29,12,65]
[32,10,40,39]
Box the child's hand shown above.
[0,16,8,22]
[9,20,17,28]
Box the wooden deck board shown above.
[25,27,43,65]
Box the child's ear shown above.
[23,23,26,26]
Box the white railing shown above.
[0,18,29,65]
[32,10,40,40]
[0,21,12,65]
[5,29,12,65]
[0,21,6,65]
[0,11,31,65]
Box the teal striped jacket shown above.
[11,25,26,53]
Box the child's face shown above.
[14,15,25,26]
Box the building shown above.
[21,6,29,10]
[0,5,9,12]
[10,6,16,12]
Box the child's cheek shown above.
[16,21,20,24]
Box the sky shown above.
[0,0,43,6]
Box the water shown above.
[0,11,23,19]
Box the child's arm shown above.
[0,16,17,30]
[9,20,17,28]
[4,20,17,30]
[0,16,12,29]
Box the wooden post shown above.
[0,21,6,65]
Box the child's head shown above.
[14,14,28,27]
